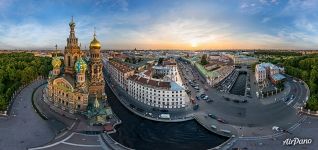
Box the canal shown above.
[229,72,247,96]
[105,84,228,150]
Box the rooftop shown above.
[272,73,286,81]
[129,74,185,91]
[109,59,134,73]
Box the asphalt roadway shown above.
[179,60,309,137]
[0,80,54,150]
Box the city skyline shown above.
[0,0,318,50]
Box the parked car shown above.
[233,99,240,103]
[208,114,217,119]
[160,109,169,112]
[129,104,136,109]
[206,99,213,103]
[217,118,228,124]
[193,104,199,110]
[136,108,144,113]
[152,108,159,111]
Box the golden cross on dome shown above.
[94,27,96,37]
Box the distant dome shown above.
[52,57,61,68]
[74,58,87,73]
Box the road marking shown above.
[62,142,101,147]
[29,133,74,150]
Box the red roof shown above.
[103,124,114,131]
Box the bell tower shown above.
[88,29,105,98]
[64,16,83,75]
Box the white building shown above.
[106,59,135,90]
[128,74,189,109]
[152,59,182,86]
[107,58,189,109]
[255,63,285,86]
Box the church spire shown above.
[67,16,79,49]
[54,44,58,57]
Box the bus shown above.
[159,114,171,119]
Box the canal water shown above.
[229,72,247,96]
[105,84,228,150]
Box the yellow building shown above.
[47,18,105,113]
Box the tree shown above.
[158,58,164,65]
[307,95,318,111]
[200,54,208,65]
[0,53,52,111]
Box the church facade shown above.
[47,18,105,113]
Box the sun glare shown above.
[191,40,198,48]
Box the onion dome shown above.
[74,57,87,73]
[69,16,75,27]
[89,30,101,49]
[52,57,61,68]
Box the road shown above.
[0,80,54,150]
[177,59,309,138]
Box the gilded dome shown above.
[74,58,87,73]
[89,31,101,49]
[52,57,61,68]
[69,16,75,27]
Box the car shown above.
[206,99,213,103]
[136,108,144,113]
[242,99,248,103]
[290,95,295,100]
[223,97,230,101]
[160,109,169,112]
[129,104,136,109]
[193,104,199,110]
[145,112,153,117]
[284,98,290,102]
[200,94,206,98]
[196,96,200,100]
[208,114,217,119]
[152,108,159,111]
[194,86,199,90]
[217,118,228,124]
[233,99,240,103]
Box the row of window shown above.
[129,83,182,94]
[130,89,182,97]
[130,93,183,101]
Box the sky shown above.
[0,0,318,50]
